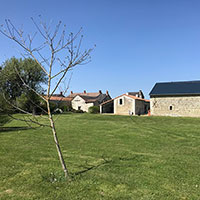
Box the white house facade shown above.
[68,90,111,112]
[71,95,95,112]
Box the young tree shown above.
[0,18,94,178]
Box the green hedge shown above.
[88,106,100,114]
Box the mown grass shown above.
[0,113,199,199]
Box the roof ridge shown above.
[156,80,200,84]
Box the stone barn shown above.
[149,80,200,117]
[100,91,150,115]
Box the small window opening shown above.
[78,106,81,110]
[169,106,173,110]
[119,98,123,105]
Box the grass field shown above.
[0,113,200,200]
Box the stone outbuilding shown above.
[149,80,200,117]
[100,91,150,115]
[68,90,111,112]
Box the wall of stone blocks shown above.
[114,96,135,115]
[150,96,200,117]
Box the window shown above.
[169,106,173,110]
[78,106,81,110]
[119,98,123,105]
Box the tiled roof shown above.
[67,92,100,98]
[126,95,150,102]
[117,94,150,102]
[46,96,72,101]
[149,80,200,96]
[45,91,110,104]
[68,91,110,103]
[100,94,149,105]
[73,93,109,103]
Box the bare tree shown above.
[0,17,94,178]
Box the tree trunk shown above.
[47,101,69,178]
[32,106,36,115]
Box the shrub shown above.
[37,100,57,114]
[0,115,11,126]
[73,109,84,113]
[88,106,100,114]
[58,103,72,112]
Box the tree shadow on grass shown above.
[41,155,149,183]
[71,154,147,178]
[0,126,35,133]
[40,158,113,183]
[72,158,112,177]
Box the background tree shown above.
[0,57,47,114]
[0,18,94,178]
[0,114,10,126]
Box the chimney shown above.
[60,91,63,96]
[70,91,73,94]
[106,90,109,95]
[99,90,102,94]
[84,90,86,94]
[139,90,144,99]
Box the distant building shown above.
[46,92,72,106]
[149,80,200,117]
[100,90,150,115]
[67,90,111,112]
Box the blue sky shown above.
[1,0,200,99]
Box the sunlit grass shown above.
[0,113,199,199]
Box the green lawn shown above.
[0,114,199,200]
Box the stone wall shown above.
[114,96,135,115]
[150,96,200,117]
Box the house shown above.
[67,90,111,112]
[100,90,150,115]
[149,80,200,117]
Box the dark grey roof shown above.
[75,93,111,103]
[52,94,65,97]
[80,95,100,102]
[127,91,144,99]
[127,92,139,96]
[149,81,200,96]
